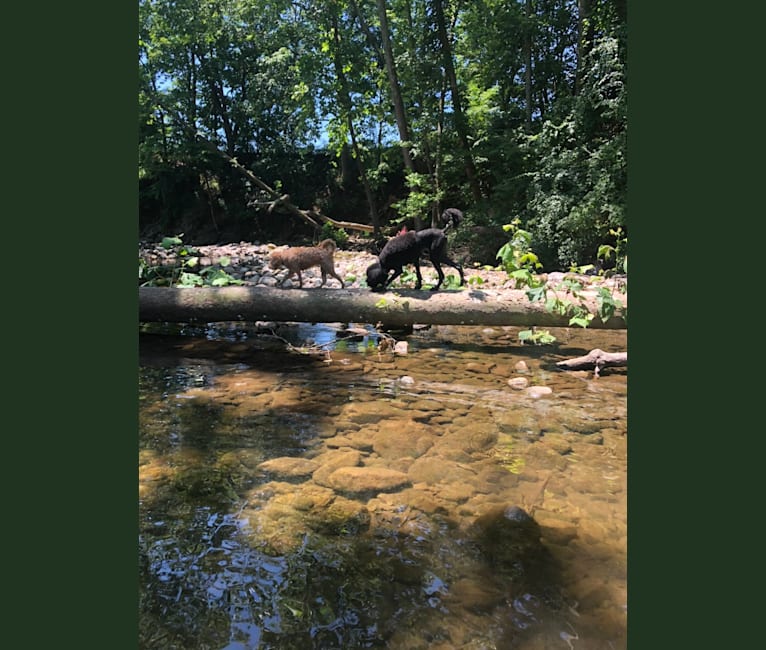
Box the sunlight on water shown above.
[139,323,627,649]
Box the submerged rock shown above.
[326,466,411,495]
[256,457,319,478]
[471,505,549,574]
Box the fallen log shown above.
[139,286,627,329]
[202,139,375,233]
[556,348,627,374]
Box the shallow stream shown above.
[139,322,627,649]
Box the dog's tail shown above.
[441,208,463,233]
[318,239,337,253]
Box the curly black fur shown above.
[440,208,463,232]
[366,227,464,292]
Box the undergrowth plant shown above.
[139,234,245,288]
[496,220,627,343]
[320,222,349,246]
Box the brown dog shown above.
[268,239,345,288]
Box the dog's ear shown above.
[366,261,384,289]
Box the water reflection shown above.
[139,323,627,649]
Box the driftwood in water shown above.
[138,286,627,329]
[556,348,627,374]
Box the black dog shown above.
[366,210,465,291]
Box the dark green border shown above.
[629,3,757,646]
[5,5,137,645]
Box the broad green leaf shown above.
[176,272,203,287]
[526,286,546,303]
[161,236,183,249]
[518,329,533,341]
[569,315,593,328]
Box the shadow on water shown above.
[139,322,627,649]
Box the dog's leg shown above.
[431,237,465,288]
[321,259,344,288]
[329,270,345,288]
[433,256,464,287]
[414,261,424,290]
[384,267,403,288]
[443,256,464,285]
[296,269,303,288]
[430,261,444,291]
[453,259,465,285]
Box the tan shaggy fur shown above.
[268,239,345,288]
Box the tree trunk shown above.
[376,0,415,174]
[524,0,533,131]
[432,0,482,201]
[575,0,594,96]
[139,286,627,329]
[331,12,381,234]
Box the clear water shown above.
[139,323,627,649]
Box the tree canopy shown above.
[139,0,626,271]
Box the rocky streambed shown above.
[139,321,628,649]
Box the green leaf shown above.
[161,235,183,249]
[536,331,557,344]
[597,244,614,261]
[176,272,203,287]
[201,268,243,286]
[518,329,557,345]
[526,286,547,303]
[442,274,463,289]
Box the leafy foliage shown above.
[139,0,627,273]
[496,219,543,278]
[140,234,244,288]
[320,222,349,246]
[521,35,627,269]
[494,216,627,342]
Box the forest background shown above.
[139,0,627,272]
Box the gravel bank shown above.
[139,240,627,299]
